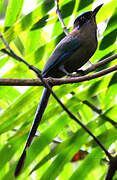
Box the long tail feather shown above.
[14,88,50,177]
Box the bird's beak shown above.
[93,4,103,17]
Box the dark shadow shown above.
[78,0,94,11]
[99,29,117,50]
[34,45,45,64]
[61,0,75,18]
[42,0,54,13]
[108,72,117,87]
[31,15,49,30]
[87,80,102,97]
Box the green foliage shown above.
[0,0,117,179]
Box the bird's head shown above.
[73,4,103,29]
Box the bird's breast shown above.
[64,33,97,73]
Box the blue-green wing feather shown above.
[42,35,80,76]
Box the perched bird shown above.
[15,4,103,177]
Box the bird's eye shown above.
[80,16,86,22]
[87,13,92,19]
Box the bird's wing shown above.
[42,35,80,76]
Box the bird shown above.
[14,4,103,177]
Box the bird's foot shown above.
[88,61,96,71]
[67,73,76,77]
[89,64,96,71]
[75,70,85,76]
[67,70,84,77]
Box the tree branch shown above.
[105,156,117,180]
[55,0,69,36]
[0,54,117,86]
[84,54,117,74]
[0,32,41,77]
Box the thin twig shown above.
[55,0,69,36]
[0,32,111,160]
[0,32,41,77]
[84,54,117,74]
[1,49,40,73]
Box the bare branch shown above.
[0,53,117,86]
[84,54,117,74]
[0,32,41,77]
[55,0,69,36]
[105,156,117,180]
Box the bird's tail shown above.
[14,88,50,177]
